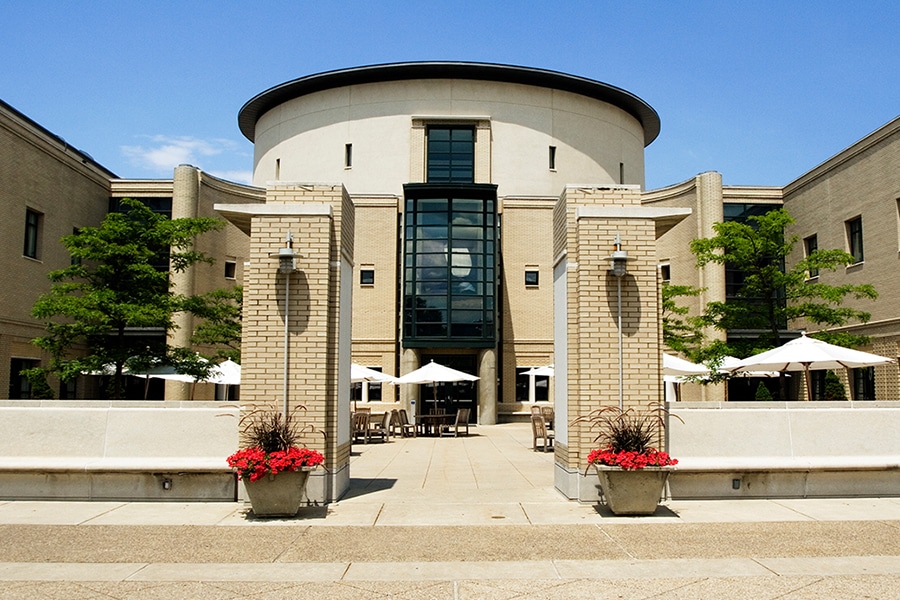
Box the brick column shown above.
[553,186,690,501]
[219,184,354,503]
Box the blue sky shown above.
[2,1,897,190]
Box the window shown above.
[525,270,539,287]
[852,366,875,400]
[427,126,474,183]
[659,263,671,283]
[847,217,864,263]
[9,358,38,399]
[71,227,82,265]
[619,162,625,185]
[548,146,557,170]
[515,367,549,402]
[402,183,497,346]
[224,260,236,279]
[344,143,352,168]
[360,268,375,285]
[804,235,818,278]
[24,209,42,259]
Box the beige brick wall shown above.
[784,117,900,400]
[556,186,664,472]
[0,103,113,397]
[240,184,354,484]
[499,197,555,403]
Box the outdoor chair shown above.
[398,409,417,437]
[441,408,470,437]
[531,414,554,452]
[352,412,370,444]
[367,411,391,443]
[530,405,543,416]
[541,406,554,430]
[389,409,403,436]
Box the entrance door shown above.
[420,353,477,422]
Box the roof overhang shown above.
[238,62,660,146]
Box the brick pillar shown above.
[166,165,201,401]
[553,186,690,501]
[234,184,354,503]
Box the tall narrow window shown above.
[548,146,557,170]
[847,217,864,263]
[427,126,474,183]
[24,209,41,259]
[345,143,353,168]
[275,158,281,180]
[804,234,818,278]
[619,162,625,184]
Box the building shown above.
[0,99,260,401]
[2,63,897,412]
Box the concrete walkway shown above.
[0,423,898,598]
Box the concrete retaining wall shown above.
[667,402,900,499]
[0,401,239,501]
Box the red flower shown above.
[227,447,325,481]
[587,447,677,470]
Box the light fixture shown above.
[608,233,628,277]
[609,234,628,410]
[272,231,300,274]
[270,232,301,415]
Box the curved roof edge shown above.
[238,62,660,146]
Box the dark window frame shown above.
[24,208,41,259]
[360,269,375,285]
[525,270,539,287]
[804,234,819,278]
[847,217,864,263]
[426,126,475,184]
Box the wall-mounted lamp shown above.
[271,231,300,273]
[609,234,628,409]
[162,478,173,491]
[270,232,301,415]
[608,233,629,277]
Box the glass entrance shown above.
[420,353,477,421]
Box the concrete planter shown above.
[595,466,672,515]
[243,468,311,517]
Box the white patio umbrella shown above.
[396,361,479,410]
[351,363,399,384]
[663,354,710,377]
[520,365,555,377]
[207,359,241,386]
[732,332,895,401]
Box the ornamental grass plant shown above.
[226,404,324,481]
[573,404,679,471]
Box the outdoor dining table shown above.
[416,413,455,436]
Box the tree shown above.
[661,282,705,358]
[183,286,243,363]
[30,198,224,399]
[690,208,877,398]
[823,370,847,401]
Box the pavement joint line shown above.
[0,556,898,582]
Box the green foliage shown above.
[30,198,224,399]
[183,286,243,363]
[823,370,847,400]
[21,368,55,400]
[754,381,773,401]
[690,208,877,358]
[661,283,705,357]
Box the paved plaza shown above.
[0,422,898,598]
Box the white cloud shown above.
[208,170,254,185]
[121,135,242,176]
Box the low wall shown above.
[0,401,240,501]
[667,402,900,499]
